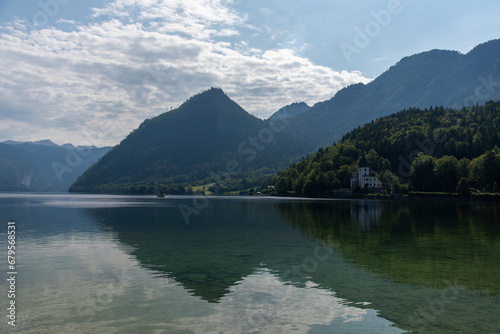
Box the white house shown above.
[351,166,382,190]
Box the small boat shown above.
[156,191,165,198]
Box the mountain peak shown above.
[33,139,58,147]
[188,87,227,101]
[70,87,317,193]
[164,87,252,122]
[206,87,225,94]
[393,49,462,72]
[467,38,500,56]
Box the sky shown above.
[0,0,499,146]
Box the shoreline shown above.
[2,190,500,202]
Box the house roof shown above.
[359,155,369,168]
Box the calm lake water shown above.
[0,194,499,333]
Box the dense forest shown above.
[274,101,500,197]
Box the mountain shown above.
[274,100,500,196]
[70,88,317,194]
[288,38,500,147]
[71,39,500,194]
[0,140,112,191]
[267,102,310,121]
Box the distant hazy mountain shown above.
[287,38,500,147]
[70,88,317,193]
[267,102,310,121]
[0,140,112,191]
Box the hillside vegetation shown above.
[274,101,500,197]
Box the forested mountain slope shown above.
[70,88,316,193]
[275,101,500,196]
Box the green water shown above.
[0,194,499,333]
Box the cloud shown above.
[0,0,371,146]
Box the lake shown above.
[0,194,499,333]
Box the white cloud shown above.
[0,0,371,146]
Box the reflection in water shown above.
[0,195,403,333]
[350,200,384,231]
[275,199,500,333]
[276,199,500,294]
[0,194,499,333]
[183,268,387,333]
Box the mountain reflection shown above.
[88,199,316,303]
[84,197,500,333]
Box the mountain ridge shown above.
[267,102,310,121]
[70,88,317,193]
[70,38,500,193]
[0,141,112,191]
[286,38,500,147]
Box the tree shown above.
[410,153,437,191]
[435,156,460,192]
[377,157,391,172]
[325,170,340,191]
[366,149,379,168]
[337,165,353,189]
[292,176,305,195]
[302,170,321,197]
[469,156,485,189]
[456,177,471,197]
[483,150,500,186]
[275,176,289,195]
[378,170,400,194]
[469,150,500,191]
[458,158,470,179]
